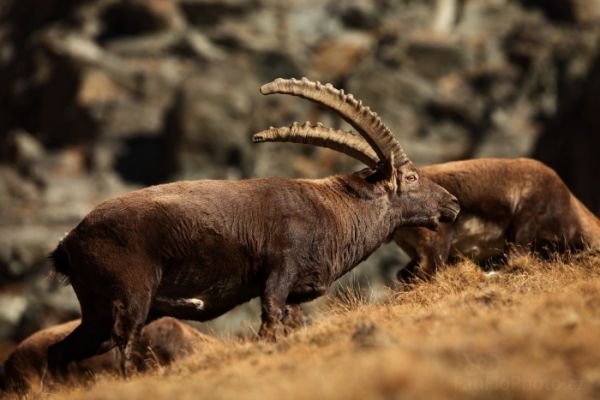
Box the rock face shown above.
[534,52,600,216]
[0,0,599,342]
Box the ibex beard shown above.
[46,78,459,376]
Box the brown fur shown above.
[0,317,215,394]
[395,158,600,282]
[46,163,459,374]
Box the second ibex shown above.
[47,78,459,373]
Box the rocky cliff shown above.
[0,0,599,343]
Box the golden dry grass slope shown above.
[24,253,600,400]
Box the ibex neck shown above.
[321,175,396,279]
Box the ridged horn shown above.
[253,122,380,168]
[260,77,409,166]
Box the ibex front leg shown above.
[397,226,453,283]
[282,304,307,331]
[259,265,296,341]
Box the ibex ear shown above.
[380,152,398,192]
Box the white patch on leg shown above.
[156,296,205,310]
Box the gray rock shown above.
[164,61,259,180]
[520,0,600,24]
[0,294,27,339]
[405,35,467,80]
[99,0,185,38]
[179,0,259,27]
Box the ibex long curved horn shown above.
[260,77,409,167]
[253,122,380,168]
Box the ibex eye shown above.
[406,174,418,182]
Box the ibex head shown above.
[257,78,459,229]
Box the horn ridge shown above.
[260,77,409,166]
[252,122,379,168]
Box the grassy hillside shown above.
[31,253,600,399]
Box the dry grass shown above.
[20,253,600,399]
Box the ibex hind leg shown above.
[110,273,157,377]
[47,287,115,381]
[506,216,539,260]
[259,262,297,341]
[49,258,157,380]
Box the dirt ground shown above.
[10,252,600,400]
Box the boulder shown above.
[98,0,185,41]
[163,61,259,180]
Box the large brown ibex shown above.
[253,125,600,282]
[0,317,216,394]
[46,78,459,374]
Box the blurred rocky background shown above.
[1,0,599,347]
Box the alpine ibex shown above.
[46,78,460,374]
[253,125,600,282]
[0,317,216,394]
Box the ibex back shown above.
[47,78,459,374]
